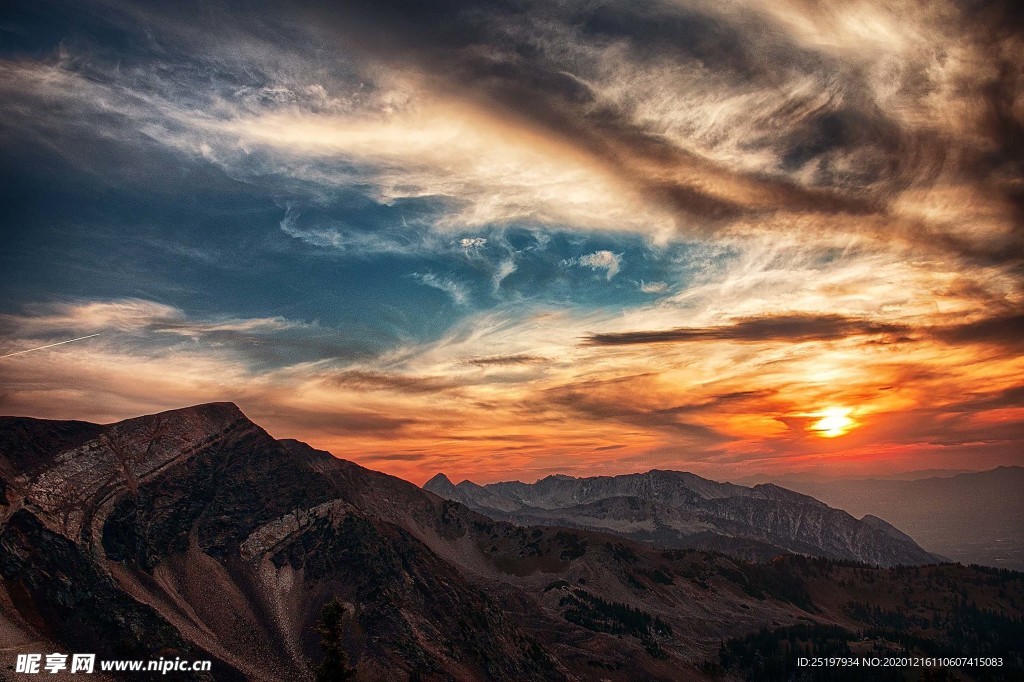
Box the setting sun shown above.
[811,406,856,438]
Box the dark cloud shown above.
[584,314,908,346]
[464,354,545,366]
[326,370,463,395]
[933,313,1024,350]
[151,325,377,368]
[656,390,777,415]
[260,405,419,436]
[295,1,876,218]
[361,452,434,462]
[945,384,1024,413]
[423,433,540,443]
[871,399,1024,450]
[973,3,1024,223]
[542,381,730,444]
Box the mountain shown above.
[424,470,941,567]
[732,469,979,486]
[766,467,1024,570]
[1,405,562,680]
[2,404,1022,681]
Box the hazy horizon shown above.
[429,466,1002,488]
[2,0,1022,485]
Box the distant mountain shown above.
[733,468,978,485]
[423,470,941,566]
[767,467,1024,570]
[2,405,1021,680]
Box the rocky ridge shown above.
[424,470,941,566]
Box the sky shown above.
[1,0,1022,485]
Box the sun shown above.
[810,406,856,438]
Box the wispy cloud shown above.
[410,273,470,305]
[638,281,668,294]
[1,299,305,338]
[492,258,517,291]
[277,205,449,257]
[0,299,366,369]
[565,250,623,280]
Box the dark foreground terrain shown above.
[1,404,1021,680]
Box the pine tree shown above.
[316,599,356,681]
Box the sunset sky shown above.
[1,0,1022,484]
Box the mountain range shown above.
[423,471,941,567]
[756,468,1024,570]
[1,404,1022,680]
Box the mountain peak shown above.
[115,401,252,443]
[147,401,246,422]
[6,401,265,539]
[861,514,920,548]
[538,473,576,482]
[423,472,456,495]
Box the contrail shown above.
[0,333,102,359]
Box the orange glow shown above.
[810,406,857,438]
[3,297,1023,484]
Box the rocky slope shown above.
[1,405,559,681]
[423,470,940,566]
[1,404,1020,681]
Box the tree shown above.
[316,599,356,681]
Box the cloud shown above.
[492,258,517,291]
[360,452,435,462]
[542,376,731,444]
[266,405,421,436]
[279,209,350,249]
[213,101,671,232]
[278,205,450,257]
[0,39,671,236]
[0,299,183,335]
[945,384,1024,413]
[409,272,470,305]
[0,299,369,369]
[0,300,309,346]
[584,313,908,346]
[933,313,1024,351]
[639,281,668,293]
[291,0,1023,268]
[464,354,546,367]
[326,370,462,395]
[566,250,623,280]
[460,237,487,250]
